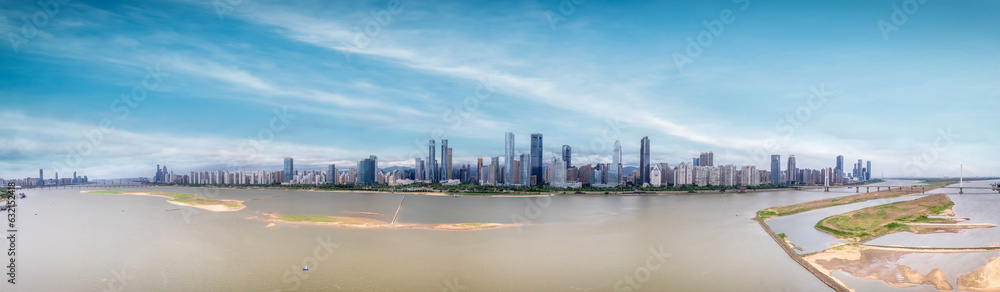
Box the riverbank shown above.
[255,211,523,231]
[83,189,246,212]
[804,244,1000,291]
[757,188,922,220]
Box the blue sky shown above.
[1,0,997,179]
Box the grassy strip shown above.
[90,189,241,207]
[815,194,953,241]
[757,188,918,220]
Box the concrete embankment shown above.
[755,216,851,292]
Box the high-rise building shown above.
[639,136,650,185]
[428,140,437,183]
[358,156,377,185]
[283,157,294,183]
[787,155,797,184]
[327,164,337,184]
[610,140,622,186]
[650,164,661,187]
[551,157,567,187]
[520,154,530,186]
[856,159,863,181]
[836,155,844,183]
[39,169,43,186]
[414,158,424,181]
[693,158,700,167]
[530,133,543,185]
[699,151,714,167]
[441,139,450,181]
[562,145,572,169]
[476,157,483,184]
[866,161,872,181]
[491,157,500,184]
[446,148,453,180]
[770,155,781,185]
[505,132,515,184]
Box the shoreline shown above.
[82,190,246,212]
[149,185,821,198]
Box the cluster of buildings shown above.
[0,169,92,187]
[44,131,873,189]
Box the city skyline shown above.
[2,1,998,179]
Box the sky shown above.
[0,0,998,179]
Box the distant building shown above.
[866,161,872,181]
[283,157,294,183]
[520,154,530,186]
[550,157,568,187]
[428,140,437,183]
[327,164,337,184]
[530,133,543,185]
[699,151,714,167]
[787,155,797,184]
[650,164,661,187]
[358,156,377,185]
[562,145,572,169]
[505,132,515,184]
[609,140,622,187]
[770,155,781,185]
[639,136,650,185]
[441,139,450,181]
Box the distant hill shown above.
[622,166,638,175]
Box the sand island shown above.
[254,211,521,231]
[83,189,246,212]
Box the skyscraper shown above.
[866,161,872,181]
[551,157,567,187]
[505,132,515,185]
[530,133,543,185]
[491,156,500,184]
[787,155,797,184]
[610,140,622,186]
[836,155,844,182]
[770,155,781,185]
[693,158,700,167]
[414,158,423,181]
[476,157,483,184]
[358,156,376,185]
[39,168,43,186]
[562,145,572,169]
[520,154,530,186]
[283,157,294,183]
[441,139,450,181]
[446,148,453,180]
[639,136,650,185]
[428,140,437,183]
[327,164,337,184]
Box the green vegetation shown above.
[757,188,919,220]
[815,194,954,241]
[89,189,242,208]
[777,233,787,241]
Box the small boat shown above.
[302,267,309,271]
